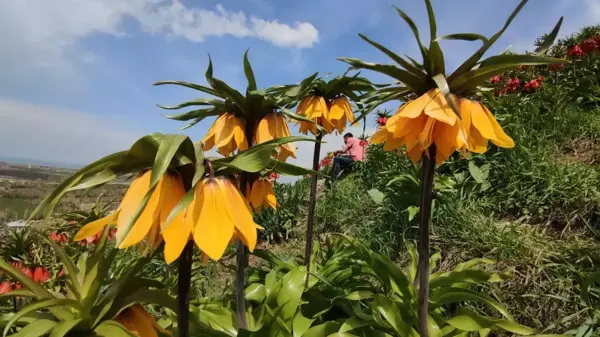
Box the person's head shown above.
[343,133,353,143]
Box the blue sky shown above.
[1,0,598,169]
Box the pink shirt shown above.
[343,137,364,161]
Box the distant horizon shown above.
[0,155,82,169]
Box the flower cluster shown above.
[319,157,332,169]
[568,35,600,57]
[49,231,69,243]
[376,116,388,127]
[524,75,544,92]
[490,75,504,84]
[296,95,355,135]
[503,77,521,94]
[372,89,515,164]
[2,261,50,289]
[269,172,280,181]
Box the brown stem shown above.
[418,145,436,337]
[204,159,215,178]
[177,242,194,337]
[235,120,256,330]
[303,133,322,276]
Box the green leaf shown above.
[4,299,82,337]
[292,311,315,337]
[406,242,418,282]
[302,322,342,337]
[153,80,222,98]
[163,108,222,122]
[277,267,307,321]
[424,0,437,42]
[434,33,488,44]
[67,168,117,192]
[392,6,428,68]
[219,146,275,173]
[93,320,137,337]
[479,54,567,68]
[271,161,320,177]
[43,238,81,298]
[244,49,257,91]
[211,77,246,111]
[0,289,35,300]
[30,151,127,219]
[468,162,484,184]
[338,58,427,94]
[581,271,600,307]
[157,98,224,110]
[339,316,370,333]
[429,42,445,77]
[244,283,265,303]
[446,307,535,335]
[192,304,237,336]
[367,189,385,204]
[150,134,191,188]
[357,34,426,80]
[49,319,84,337]
[372,295,412,336]
[535,16,563,54]
[0,260,64,311]
[449,0,528,80]
[430,287,514,320]
[7,320,57,337]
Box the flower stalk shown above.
[303,133,323,274]
[177,242,194,337]
[417,145,436,337]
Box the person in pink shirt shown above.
[332,133,364,179]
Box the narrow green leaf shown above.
[49,319,84,337]
[302,322,342,337]
[0,289,34,300]
[449,0,529,80]
[338,58,427,94]
[358,34,426,80]
[163,108,222,122]
[339,316,370,333]
[8,320,57,337]
[4,299,81,337]
[435,33,489,44]
[535,16,563,54]
[292,311,315,337]
[211,77,246,110]
[393,6,428,67]
[205,54,214,84]
[156,98,223,110]
[424,0,437,42]
[153,80,221,98]
[150,134,190,188]
[43,238,81,297]
[271,160,320,177]
[468,162,484,184]
[479,54,567,68]
[67,168,117,192]
[244,49,257,91]
[446,307,535,335]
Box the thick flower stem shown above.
[177,242,194,337]
[418,146,436,337]
[304,133,323,274]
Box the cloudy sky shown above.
[1,0,598,169]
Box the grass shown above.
[0,197,36,221]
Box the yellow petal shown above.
[383,136,403,151]
[397,90,438,119]
[74,210,120,241]
[433,121,460,164]
[370,128,390,144]
[468,100,496,140]
[193,179,234,261]
[119,173,165,249]
[481,103,515,148]
[257,114,275,143]
[116,171,152,244]
[419,118,436,150]
[249,180,264,210]
[160,175,190,264]
[423,91,457,126]
[329,98,345,120]
[218,178,257,252]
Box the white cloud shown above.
[0,99,141,166]
[0,0,318,80]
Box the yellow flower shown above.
[114,304,171,337]
[458,98,515,153]
[74,170,185,254]
[295,96,335,135]
[370,89,463,164]
[248,178,277,211]
[328,96,355,133]
[203,113,248,156]
[256,112,296,162]
[162,176,258,263]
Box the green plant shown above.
[0,228,176,336]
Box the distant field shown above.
[0,167,65,181]
[0,197,36,220]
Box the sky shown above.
[1,0,599,172]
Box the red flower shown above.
[536,75,544,83]
[359,139,369,147]
[108,228,117,240]
[319,157,332,169]
[13,282,22,290]
[0,281,12,294]
[524,79,540,92]
[49,232,69,243]
[517,65,529,71]
[581,38,597,54]
[567,45,583,57]
[33,267,50,283]
[9,261,24,270]
[376,116,388,127]
[490,75,502,84]
[269,172,280,181]
[21,267,33,279]
[58,268,65,278]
